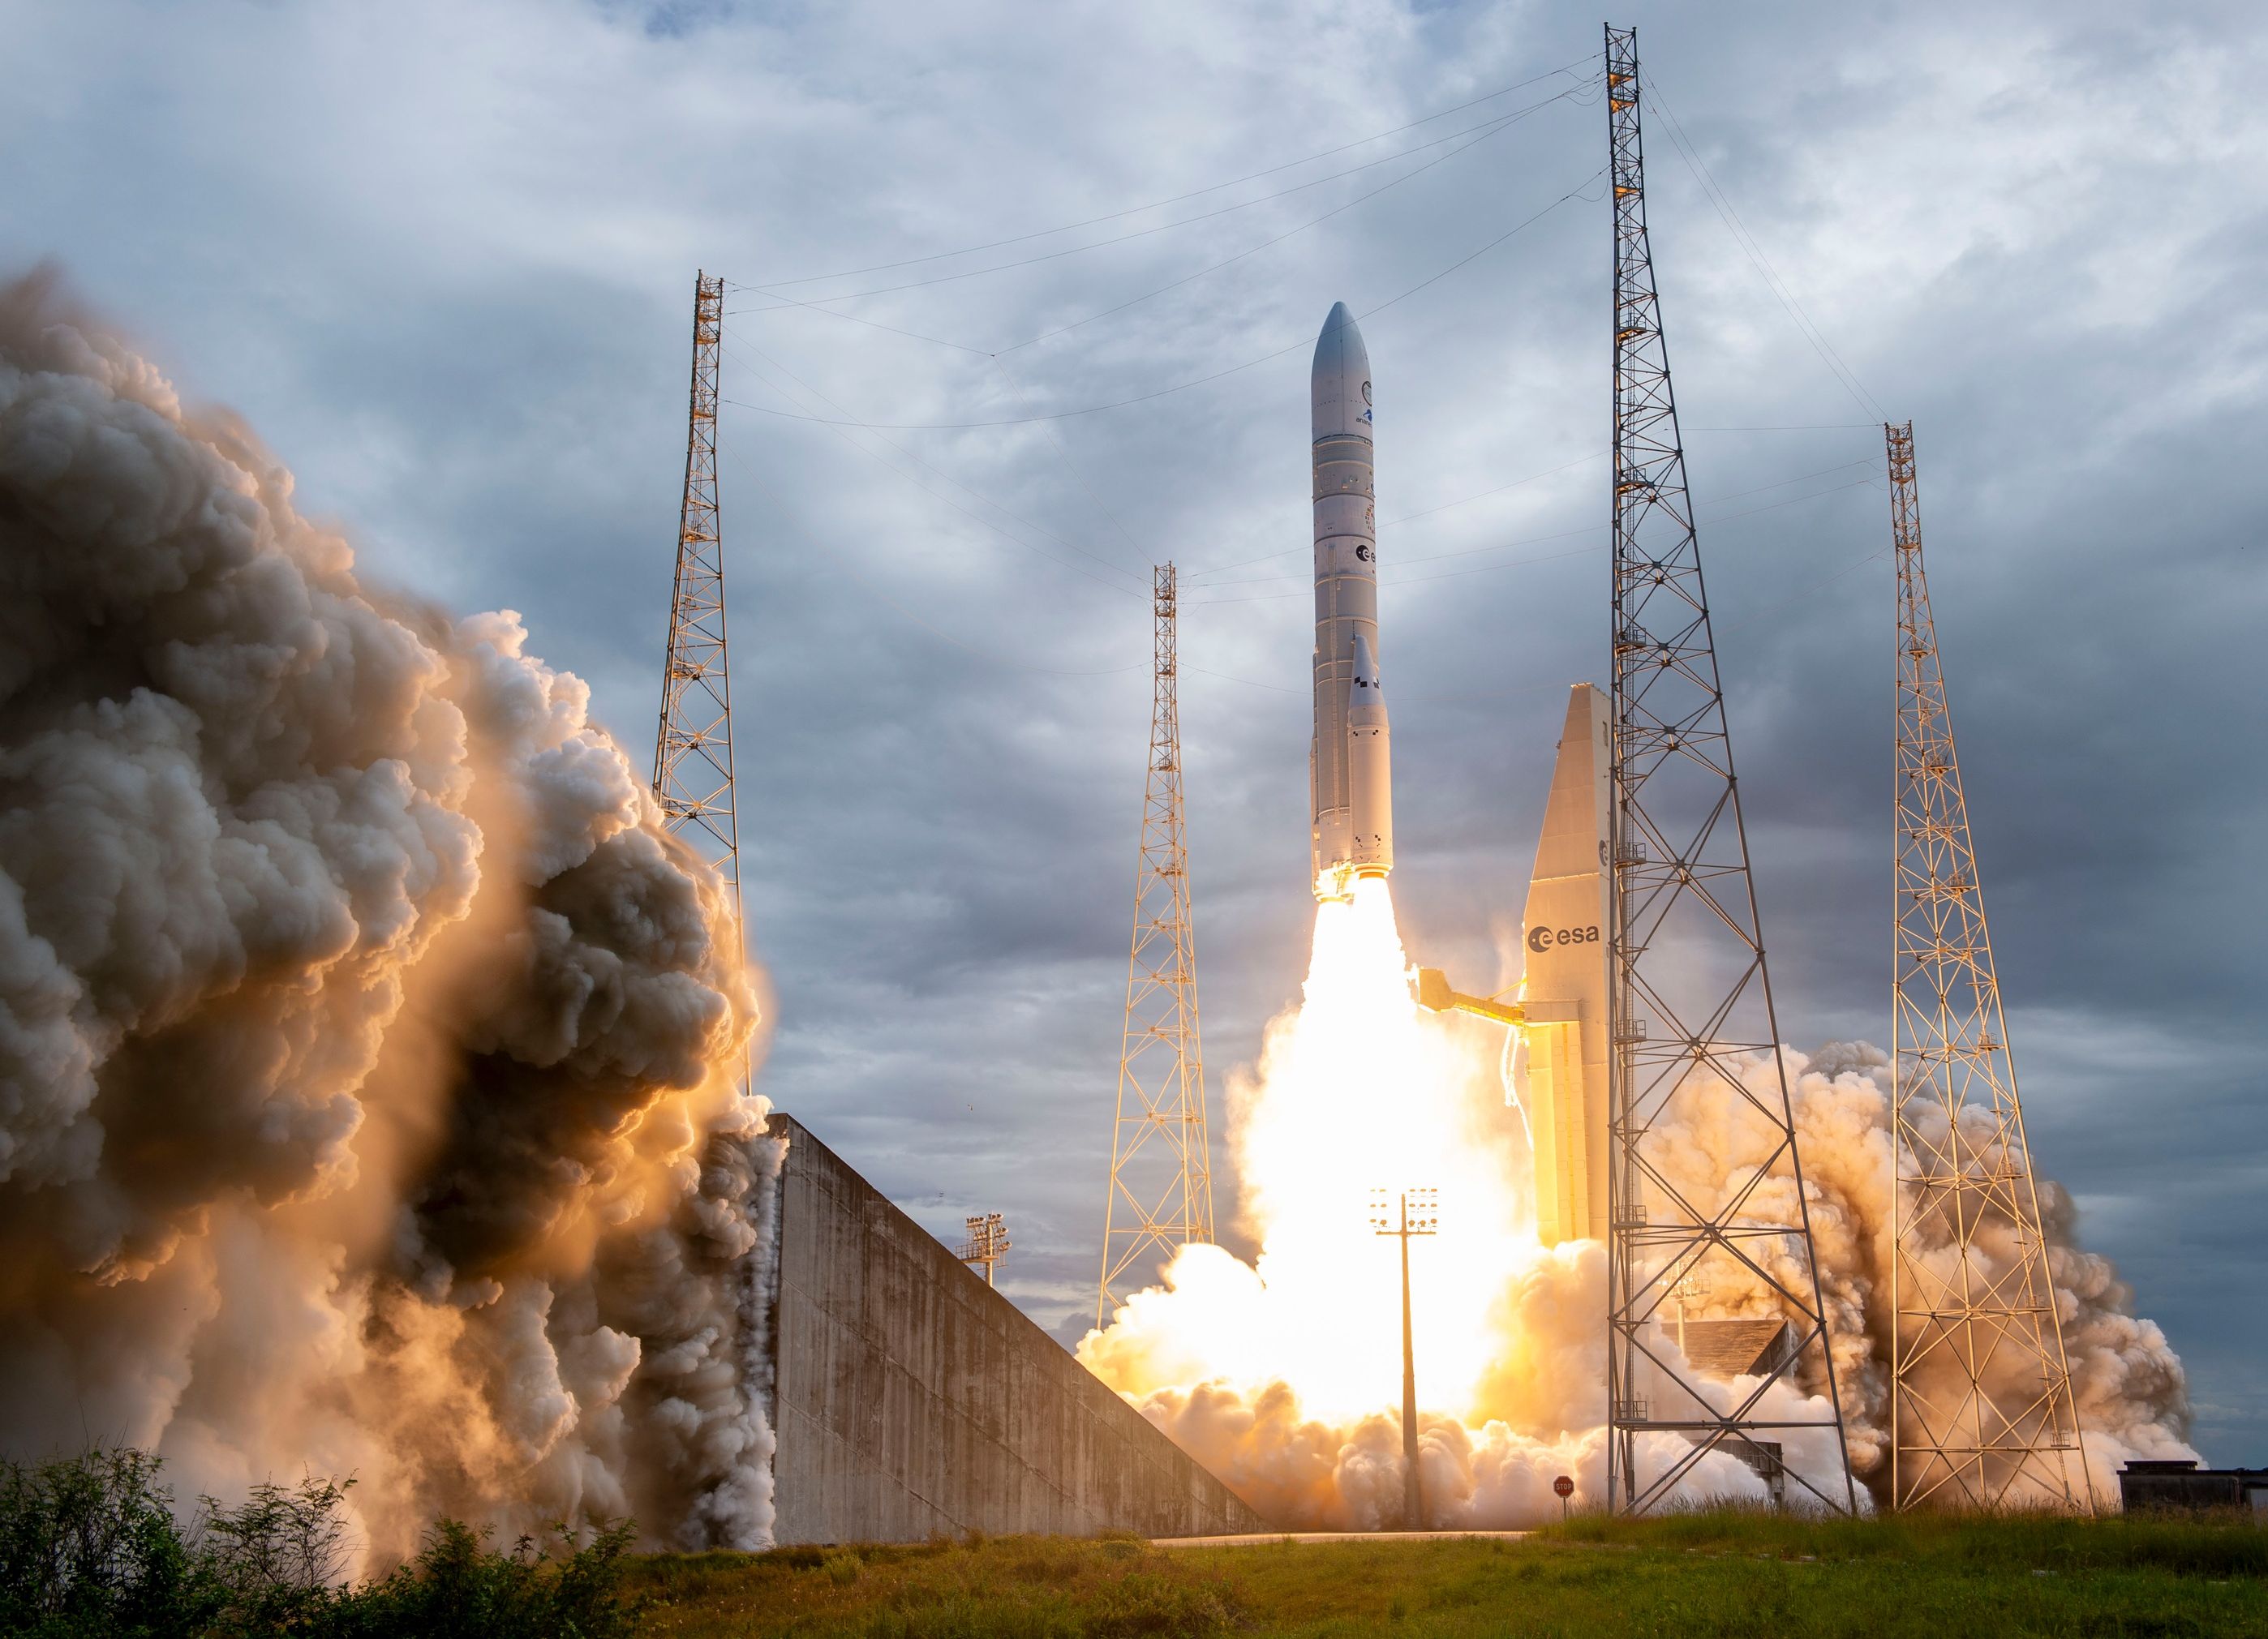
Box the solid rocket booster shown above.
[1310,302,1392,900]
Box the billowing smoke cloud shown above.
[1083,954,2193,1524]
[0,270,781,1564]
[1649,1040,2193,1501]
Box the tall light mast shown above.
[1603,24,1853,1514]
[1097,564,1215,1326]
[1888,420,2092,1511]
[653,272,743,929]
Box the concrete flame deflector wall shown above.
[766,1114,1269,1543]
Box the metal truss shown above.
[1097,564,1215,1325]
[1888,420,2092,1511]
[653,271,741,919]
[958,1212,1011,1289]
[1604,24,1854,1515]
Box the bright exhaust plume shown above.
[1078,880,2196,1527]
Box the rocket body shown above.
[1310,302,1393,899]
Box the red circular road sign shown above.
[1553,1475,1574,1498]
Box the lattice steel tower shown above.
[1604,24,1853,1514]
[1097,564,1215,1326]
[1888,420,2091,1511]
[652,271,742,921]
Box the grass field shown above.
[625,1508,2268,1637]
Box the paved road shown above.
[1152,1530,1534,1547]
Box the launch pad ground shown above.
[1152,1530,1532,1547]
[626,1511,2268,1637]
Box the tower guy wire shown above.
[1602,24,1855,1516]
[652,272,748,960]
[1097,564,1215,1326]
[1887,420,2094,1512]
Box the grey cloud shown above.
[2,0,2259,1457]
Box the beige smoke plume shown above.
[1081,893,2194,1525]
[0,270,782,1564]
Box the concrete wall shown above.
[765,1113,1267,1545]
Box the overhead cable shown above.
[1183,451,1610,582]
[1640,69,1887,422]
[729,466,1147,676]
[737,54,1600,290]
[1185,469,1883,603]
[988,350,1148,560]
[716,170,1600,432]
[1718,547,1890,634]
[719,338,1149,595]
[722,78,1593,355]
[995,88,1584,356]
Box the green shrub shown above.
[1080,1571,1235,1639]
[0,1448,219,1638]
[315,1518,642,1639]
[0,1448,642,1639]
[203,1474,359,1633]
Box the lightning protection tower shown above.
[653,271,745,932]
[1888,420,2092,1511]
[1603,24,1853,1514]
[1097,564,1214,1326]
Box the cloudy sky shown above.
[6,0,2262,1456]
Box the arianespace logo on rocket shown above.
[1528,924,1600,952]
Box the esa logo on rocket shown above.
[1528,925,1602,953]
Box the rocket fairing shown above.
[1310,302,1393,901]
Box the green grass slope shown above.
[627,1510,2268,1639]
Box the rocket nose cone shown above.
[1312,302,1372,439]
[1351,633,1382,696]
[1347,631,1388,727]
[1312,301,1368,375]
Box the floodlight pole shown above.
[956,1212,1010,1287]
[1399,1209,1419,1527]
[1372,1187,1438,1529]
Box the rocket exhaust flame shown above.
[1079,885,2197,1525]
[1083,881,1531,1427]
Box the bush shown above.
[0,1448,641,1639]
[1080,1572,1235,1639]
[0,1448,219,1638]
[204,1475,359,1633]
[319,1519,643,1639]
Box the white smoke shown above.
[1086,1009,2195,1524]
[0,270,784,1564]
[1657,1040,2194,1502]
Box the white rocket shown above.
[1309,302,1393,901]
